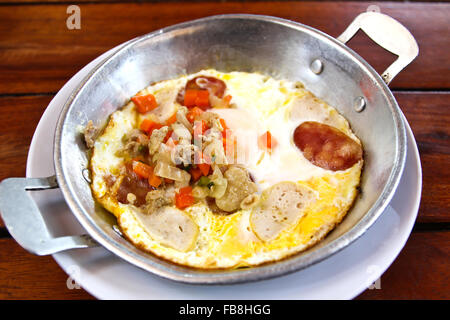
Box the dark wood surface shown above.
[0,1,448,299]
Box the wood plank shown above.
[395,92,450,223]
[0,2,448,94]
[0,92,448,227]
[357,231,450,299]
[0,238,94,299]
[0,95,52,228]
[0,95,52,182]
[0,231,448,299]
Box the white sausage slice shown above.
[250,182,315,242]
[134,206,198,252]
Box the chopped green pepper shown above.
[198,176,211,187]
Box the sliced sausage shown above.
[293,121,363,171]
[250,182,315,242]
[116,162,154,206]
[134,206,198,252]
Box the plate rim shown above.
[25,20,422,298]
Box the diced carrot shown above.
[223,95,232,105]
[190,167,203,182]
[140,119,163,135]
[140,119,153,132]
[184,89,210,109]
[258,131,278,152]
[198,163,210,176]
[132,94,158,114]
[180,186,193,194]
[193,120,209,141]
[132,161,153,179]
[195,90,210,109]
[184,89,198,108]
[175,186,194,209]
[150,123,164,135]
[201,120,209,134]
[186,107,204,123]
[219,118,229,137]
[223,136,236,157]
[148,173,162,188]
[166,112,177,125]
[163,129,173,143]
[219,118,228,130]
[141,120,164,137]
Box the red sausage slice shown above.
[177,76,226,104]
[116,162,154,206]
[293,121,363,171]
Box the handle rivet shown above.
[354,96,366,112]
[310,59,324,74]
[82,168,92,184]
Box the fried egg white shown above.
[90,69,363,269]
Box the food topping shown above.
[185,76,226,98]
[215,166,258,213]
[120,129,149,157]
[143,189,173,214]
[115,162,154,207]
[89,70,365,267]
[83,120,98,148]
[258,131,278,153]
[103,75,261,214]
[293,121,363,171]
[148,126,169,154]
[177,76,227,108]
[175,186,195,209]
[140,119,163,135]
[132,160,153,179]
[131,93,158,114]
[250,182,316,241]
[184,89,210,109]
[134,206,198,252]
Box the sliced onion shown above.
[154,161,191,182]
[210,177,227,199]
[203,140,227,166]
[192,186,209,199]
[176,107,193,132]
[209,167,227,199]
[152,144,174,165]
[172,122,192,142]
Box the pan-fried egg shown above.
[88,69,363,269]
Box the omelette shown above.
[85,69,363,269]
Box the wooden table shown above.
[0,1,448,299]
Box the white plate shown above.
[26,49,422,300]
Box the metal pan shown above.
[0,12,418,284]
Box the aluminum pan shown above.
[54,14,406,284]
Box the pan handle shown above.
[337,11,419,85]
[0,176,99,255]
